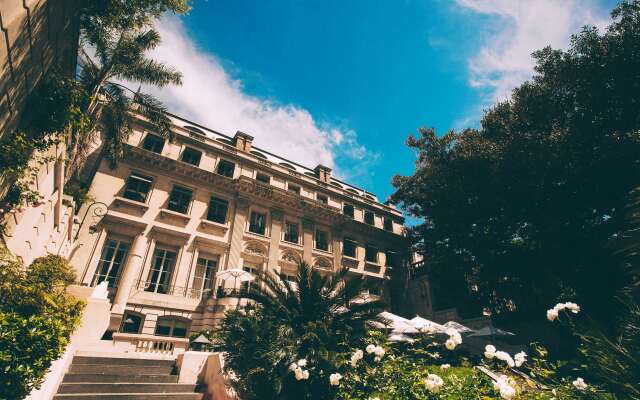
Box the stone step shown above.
[63,374,178,383]
[53,394,203,400]
[57,383,198,394]
[69,364,174,375]
[72,357,175,367]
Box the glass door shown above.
[92,238,130,288]
[191,257,218,298]
[146,247,176,294]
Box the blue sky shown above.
[146,0,617,202]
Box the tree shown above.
[391,1,640,329]
[0,255,84,400]
[217,262,385,400]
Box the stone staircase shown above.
[53,356,204,399]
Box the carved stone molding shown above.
[280,249,302,265]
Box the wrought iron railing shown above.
[134,280,214,299]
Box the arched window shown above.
[330,181,343,189]
[155,316,190,338]
[184,125,206,135]
[250,150,268,159]
[279,162,296,170]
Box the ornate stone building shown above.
[69,112,410,341]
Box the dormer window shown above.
[364,211,375,225]
[181,147,202,166]
[216,159,235,178]
[142,134,165,154]
[288,184,301,195]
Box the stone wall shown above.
[0,0,80,138]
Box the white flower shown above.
[440,364,450,369]
[366,344,377,354]
[373,345,385,358]
[495,351,515,368]
[424,373,444,393]
[547,308,559,321]
[493,375,516,400]
[297,358,307,367]
[484,344,497,359]
[445,338,457,350]
[564,302,581,314]
[329,373,342,386]
[350,349,364,367]
[514,351,527,367]
[573,377,588,391]
[289,362,298,372]
[445,328,462,345]
[294,368,304,381]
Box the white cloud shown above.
[138,17,372,177]
[457,0,610,105]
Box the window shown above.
[192,257,217,298]
[284,221,299,244]
[249,211,267,235]
[315,229,329,251]
[121,312,143,334]
[385,250,397,267]
[364,211,375,225]
[216,159,235,178]
[92,238,130,288]
[240,265,257,292]
[256,172,270,184]
[317,194,328,204]
[343,237,357,258]
[123,173,153,203]
[384,217,393,231]
[145,247,176,294]
[167,185,192,214]
[343,204,354,218]
[142,134,165,153]
[181,147,202,166]
[288,184,301,195]
[365,243,379,263]
[155,317,189,338]
[207,197,228,223]
[282,273,297,285]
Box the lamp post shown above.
[74,201,108,240]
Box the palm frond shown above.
[132,92,174,140]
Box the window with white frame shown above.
[92,237,130,288]
[145,247,176,294]
[284,221,300,244]
[249,211,267,235]
[122,173,153,203]
[192,256,218,298]
[207,196,228,223]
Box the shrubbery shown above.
[0,255,84,400]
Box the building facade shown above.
[69,113,411,341]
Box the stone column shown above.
[302,218,314,264]
[226,197,249,271]
[112,233,148,315]
[331,228,343,272]
[53,157,64,228]
[267,209,284,271]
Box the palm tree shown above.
[246,261,385,360]
[67,27,182,178]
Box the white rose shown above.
[297,358,307,367]
[329,373,342,386]
[289,362,298,372]
[445,338,457,350]
[514,351,527,367]
[573,377,587,391]
[366,344,377,354]
[424,373,444,393]
[484,344,497,359]
[294,368,304,381]
[495,351,515,368]
[302,369,310,380]
[374,346,385,357]
[547,308,559,321]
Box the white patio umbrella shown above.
[443,321,475,334]
[377,311,419,334]
[409,316,446,334]
[216,268,255,309]
[469,325,515,338]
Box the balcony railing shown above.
[134,280,215,299]
[215,287,258,298]
[112,332,189,356]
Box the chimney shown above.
[233,131,254,152]
[314,164,332,183]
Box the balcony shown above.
[134,280,213,300]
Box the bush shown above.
[0,255,84,400]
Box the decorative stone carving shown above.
[270,208,284,220]
[314,257,333,270]
[281,250,302,265]
[244,241,267,258]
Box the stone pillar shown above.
[302,218,314,264]
[267,209,283,271]
[112,233,148,315]
[332,228,343,272]
[53,157,64,228]
[226,197,249,271]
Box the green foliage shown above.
[63,176,93,207]
[391,1,640,328]
[0,255,84,400]
[216,262,385,400]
